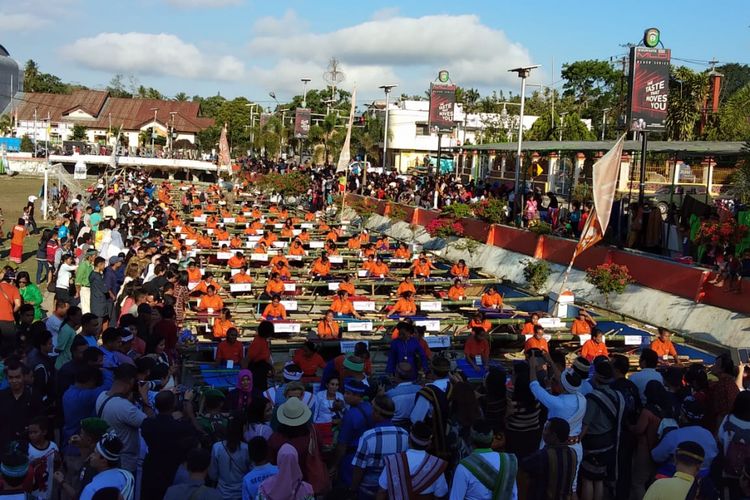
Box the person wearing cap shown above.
[377,421,449,500]
[0,446,32,496]
[387,362,421,429]
[449,419,518,500]
[215,328,244,365]
[410,356,453,459]
[528,352,587,491]
[292,341,326,377]
[579,360,625,500]
[321,352,371,391]
[351,395,409,498]
[78,431,135,500]
[580,329,609,362]
[75,248,97,314]
[386,321,429,377]
[334,378,372,486]
[520,418,578,500]
[643,441,705,500]
[650,396,718,478]
[263,363,314,409]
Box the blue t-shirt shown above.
[58,225,69,240]
[62,385,108,445]
[241,463,278,500]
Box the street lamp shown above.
[601,107,610,140]
[379,84,397,172]
[246,103,259,154]
[508,65,540,219]
[301,78,311,108]
[150,107,159,157]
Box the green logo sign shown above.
[438,70,450,83]
[643,28,660,48]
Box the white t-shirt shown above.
[79,468,135,500]
[56,263,77,289]
[28,441,59,500]
[313,390,345,424]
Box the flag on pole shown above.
[218,123,230,172]
[336,88,356,174]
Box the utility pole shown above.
[33,108,37,152]
[379,84,397,171]
[150,108,159,157]
[508,65,540,220]
[601,108,610,140]
[301,78,311,108]
[169,111,177,155]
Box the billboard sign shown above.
[294,108,311,138]
[627,46,671,131]
[428,83,456,132]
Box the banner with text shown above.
[627,46,671,131]
[428,84,457,132]
[294,108,311,138]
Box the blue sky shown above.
[2,0,748,103]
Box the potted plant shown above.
[585,263,633,307]
[425,218,465,239]
[522,259,551,294]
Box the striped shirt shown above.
[352,422,410,492]
[520,444,578,500]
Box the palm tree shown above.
[173,92,189,102]
[726,142,750,204]
[666,67,709,141]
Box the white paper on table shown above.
[216,252,233,260]
[193,216,206,223]
[578,334,591,346]
[273,241,287,248]
[175,226,182,233]
[341,340,369,353]
[624,335,642,346]
[329,256,343,264]
[230,269,241,276]
[415,319,441,332]
[353,301,375,311]
[301,223,314,229]
[309,241,325,249]
[247,236,261,243]
[283,283,297,292]
[274,224,283,229]
[206,229,214,235]
[274,322,301,333]
[217,240,230,247]
[185,239,197,246]
[255,230,265,235]
[224,217,236,224]
[245,241,257,248]
[287,255,302,261]
[347,321,373,332]
[280,300,298,311]
[251,254,269,261]
[539,317,564,329]
[424,336,451,348]
[229,283,252,292]
[187,282,198,291]
[390,258,407,263]
[243,212,252,217]
[357,270,368,277]
[292,229,302,236]
[420,301,442,312]
[328,282,340,291]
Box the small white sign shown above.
[274,224,283,229]
[329,255,343,264]
[353,301,376,311]
[218,240,230,247]
[206,228,214,235]
[193,216,206,223]
[243,212,252,217]
[185,239,197,246]
[539,317,564,329]
[309,241,325,249]
[274,322,301,333]
[245,241,257,248]
[224,217,236,224]
[578,334,591,346]
[420,301,442,312]
[340,340,368,353]
[218,201,226,206]
[425,336,451,348]
[175,226,182,233]
[347,321,373,332]
[251,254,269,261]
[273,241,287,248]
[301,223,314,229]
[187,282,198,291]
[624,335,642,346]
[229,283,252,292]
[216,252,233,260]
[230,269,241,276]
[328,282,340,291]
[415,319,441,332]
[390,258,407,264]
[287,255,302,261]
[255,230,264,235]
[280,300,298,311]
[283,283,296,292]
[357,270,368,277]
[292,229,302,236]
[247,236,261,243]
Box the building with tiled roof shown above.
[3,89,215,151]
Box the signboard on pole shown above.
[428,83,457,132]
[627,46,671,131]
[294,108,311,138]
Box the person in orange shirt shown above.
[319,222,331,232]
[215,328,243,364]
[650,327,679,363]
[389,292,417,317]
[205,202,216,213]
[197,285,224,312]
[227,252,246,269]
[259,230,277,248]
[254,241,268,255]
[311,254,331,278]
[186,262,202,286]
[243,224,256,236]
[279,209,289,219]
[229,235,243,249]
[524,325,549,353]
[330,290,361,319]
[251,207,261,219]
[9,219,27,264]
[361,244,376,259]
[304,211,316,222]
[265,273,286,296]
[338,275,356,296]
[193,272,223,295]
[580,329,609,362]
[266,216,277,225]
[212,308,235,339]
[450,259,470,279]
[192,207,203,217]
[375,237,389,251]
[273,261,292,280]
[250,219,263,231]
[393,243,411,260]
[214,227,230,241]
[231,267,253,284]
[368,257,390,278]
[261,294,287,320]
[269,254,289,269]
[465,327,491,371]
[447,278,466,301]
[317,310,341,339]
[326,229,339,243]
[347,236,361,250]
[243,320,273,367]
[206,215,218,229]
[268,204,279,214]
[280,221,295,239]
[197,232,213,249]
[412,252,436,268]
[468,311,492,333]
[570,310,596,336]
[411,257,432,278]
[235,214,247,223]
[480,288,503,309]
[293,341,327,377]
[288,239,305,256]
[396,276,416,297]
[297,229,310,243]
[520,312,541,336]
[362,255,376,274]
[325,241,339,256]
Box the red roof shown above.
[11,90,214,133]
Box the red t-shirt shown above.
[293,350,326,376]
[0,282,20,322]
[216,340,243,363]
[246,337,271,364]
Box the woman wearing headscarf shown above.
[227,369,254,412]
[258,444,314,500]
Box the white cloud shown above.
[247,13,537,91]
[252,9,308,36]
[0,12,49,32]
[371,7,400,21]
[164,0,242,7]
[60,32,245,81]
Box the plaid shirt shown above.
[352,422,410,487]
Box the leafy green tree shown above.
[725,143,750,204]
[106,74,133,98]
[666,66,709,141]
[174,92,189,102]
[23,59,74,94]
[20,135,33,152]
[717,63,750,103]
[526,111,595,141]
[0,114,12,136]
[561,60,621,112]
[70,124,87,141]
[706,83,750,140]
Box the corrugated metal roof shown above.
[463,140,747,155]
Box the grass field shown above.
[0,175,54,276]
